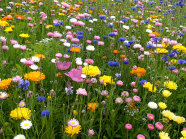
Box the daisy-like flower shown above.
[164,81,178,90]
[20,120,32,130]
[13,134,26,139]
[68,118,79,127]
[0,92,8,99]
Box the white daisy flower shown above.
[20,120,32,130]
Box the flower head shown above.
[65,125,81,137]
[24,71,45,82]
[20,120,32,130]
[164,81,177,90]
[87,103,98,111]
[68,118,79,127]
[10,107,31,120]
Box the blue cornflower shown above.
[41,110,50,117]
[18,80,30,90]
[168,66,176,70]
[177,60,186,64]
[108,61,120,67]
[115,73,121,78]
[108,32,115,37]
[38,96,45,102]
[139,80,147,86]
[119,37,125,42]
[146,44,154,49]
[162,55,168,61]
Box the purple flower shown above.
[57,61,71,70]
[64,67,84,82]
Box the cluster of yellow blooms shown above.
[164,81,177,90]
[180,130,186,139]
[159,131,170,139]
[82,65,100,77]
[143,82,157,93]
[172,44,186,53]
[10,107,31,120]
[99,75,115,86]
[162,110,185,124]
[0,78,12,90]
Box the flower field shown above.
[0,0,186,138]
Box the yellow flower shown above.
[162,90,172,98]
[99,75,115,86]
[162,110,175,120]
[48,96,52,100]
[0,78,12,90]
[173,116,185,124]
[35,54,45,59]
[65,125,81,136]
[164,81,177,90]
[58,13,65,16]
[159,132,170,139]
[162,43,169,48]
[158,102,167,110]
[10,107,31,120]
[73,110,78,115]
[24,71,45,82]
[156,48,168,53]
[45,25,53,29]
[170,59,178,64]
[87,103,98,112]
[173,44,186,53]
[19,33,30,38]
[181,130,186,137]
[82,65,100,77]
[0,20,9,27]
[4,27,13,32]
[143,82,157,93]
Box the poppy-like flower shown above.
[87,103,98,111]
[57,61,71,70]
[65,67,84,82]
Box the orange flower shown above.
[148,32,160,37]
[103,56,107,59]
[78,2,83,5]
[15,14,24,20]
[2,16,14,21]
[35,54,45,59]
[130,67,146,77]
[120,54,126,58]
[113,50,120,54]
[87,103,98,112]
[89,10,93,14]
[70,47,81,53]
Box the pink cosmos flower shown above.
[57,61,71,70]
[10,40,18,45]
[131,82,135,87]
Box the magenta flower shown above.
[155,122,164,130]
[147,113,154,120]
[57,61,71,70]
[137,134,145,139]
[125,123,132,130]
[148,124,154,130]
[64,67,84,82]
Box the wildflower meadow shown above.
[0,0,186,138]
